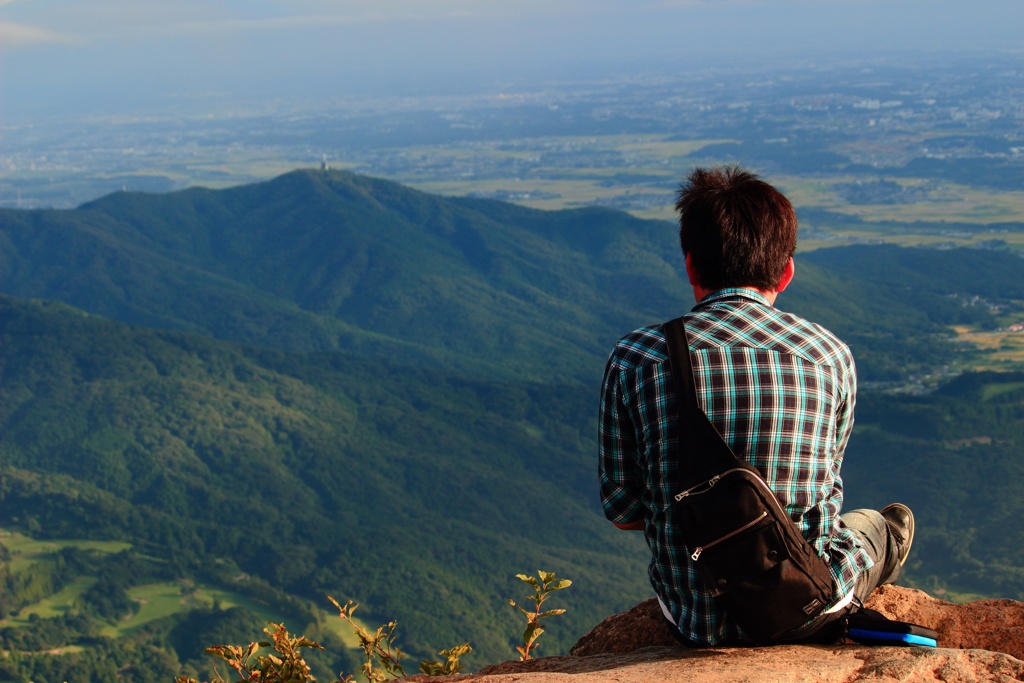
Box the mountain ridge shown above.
[1,169,1023,681]
[0,292,649,667]
[6,168,1024,386]
[3,169,691,382]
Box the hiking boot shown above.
[881,503,915,566]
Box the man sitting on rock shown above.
[598,166,915,645]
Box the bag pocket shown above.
[692,511,787,596]
[676,468,835,642]
[720,524,831,638]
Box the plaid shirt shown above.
[599,288,872,645]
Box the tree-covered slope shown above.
[790,245,1024,380]
[2,289,1023,682]
[0,294,648,666]
[0,170,689,383]
[841,371,1024,599]
[3,168,1021,384]
[2,170,1024,680]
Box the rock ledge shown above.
[456,586,1024,683]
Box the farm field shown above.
[952,326,1024,366]
[0,528,365,651]
[0,530,131,574]
[6,125,1024,256]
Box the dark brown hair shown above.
[676,166,797,292]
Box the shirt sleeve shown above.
[826,348,874,589]
[833,351,857,457]
[599,351,645,525]
[825,347,857,522]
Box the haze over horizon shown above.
[2,0,1023,121]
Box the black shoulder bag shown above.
[663,317,836,643]
[663,318,939,647]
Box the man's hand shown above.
[613,520,644,531]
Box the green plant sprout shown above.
[418,643,473,676]
[174,622,353,683]
[507,570,572,661]
[330,597,407,682]
[327,593,471,679]
[329,596,472,680]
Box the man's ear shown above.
[684,253,700,287]
[776,257,795,293]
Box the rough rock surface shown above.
[445,586,1024,682]
[568,585,1024,660]
[866,585,1024,661]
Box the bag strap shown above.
[662,317,700,418]
[662,317,743,484]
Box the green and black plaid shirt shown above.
[599,288,872,645]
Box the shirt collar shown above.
[693,287,772,310]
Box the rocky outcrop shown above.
[865,585,1024,661]
[454,586,1024,682]
[568,585,1024,660]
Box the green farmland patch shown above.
[0,528,132,557]
[981,381,1024,401]
[5,576,97,625]
[0,527,366,650]
[109,581,365,648]
[0,528,132,573]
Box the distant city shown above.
[2,52,1022,230]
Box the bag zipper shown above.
[675,467,791,525]
[690,510,768,560]
[675,466,750,501]
[673,467,794,561]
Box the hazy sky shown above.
[2,1,1023,119]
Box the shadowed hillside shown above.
[4,169,1022,384]
[0,295,649,667]
[1,170,1023,681]
[0,170,688,383]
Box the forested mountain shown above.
[0,170,687,383]
[0,169,1022,681]
[842,371,1024,598]
[0,295,647,671]
[789,245,1024,380]
[4,168,1022,384]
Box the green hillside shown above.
[0,294,648,676]
[0,170,689,384]
[842,371,1024,600]
[2,291,1023,682]
[790,245,1024,380]
[0,170,1023,681]
[3,168,1021,385]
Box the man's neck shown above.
[692,285,779,306]
[686,256,794,308]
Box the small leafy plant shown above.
[174,622,352,683]
[179,568,573,682]
[418,643,473,676]
[330,596,472,680]
[507,570,572,661]
[330,597,406,682]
